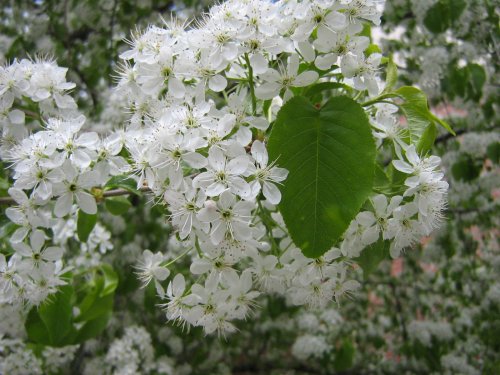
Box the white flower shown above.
[248,140,288,204]
[52,162,98,217]
[193,147,251,198]
[164,187,209,239]
[255,55,319,100]
[135,250,170,289]
[393,144,442,176]
[12,230,63,271]
[341,52,381,96]
[387,203,423,258]
[197,190,254,245]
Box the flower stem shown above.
[244,53,257,115]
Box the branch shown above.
[0,187,151,206]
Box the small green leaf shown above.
[365,43,381,56]
[105,197,132,215]
[383,56,398,94]
[104,175,140,194]
[355,238,391,277]
[99,264,119,297]
[268,96,376,258]
[395,87,432,144]
[487,142,500,164]
[417,122,438,154]
[334,339,355,371]
[466,64,486,101]
[395,87,454,142]
[77,210,97,243]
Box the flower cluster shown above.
[115,0,392,334]
[0,59,127,305]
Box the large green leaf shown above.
[268,96,376,258]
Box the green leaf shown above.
[417,122,438,154]
[104,174,140,194]
[105,196,132,216]
[355,238,391,277]
[451,155,482,182]
[395,87,432,144]
[487,142,500,164]
[99,264,119,297]
[75,313,112,343]
[334,339,355,371]
[25,285,75,346]
[25,308,51,345]
[423,0,467,34]
[365,43,381,56]
[77,210,97,243]
[466,64,486,101]
[395,87,455,142]
[268,96,376,258]
[303,82,353,102]
[383,56,398,94]
[39,285,74,346]
[76,287,114,323]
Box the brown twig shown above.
[0,187,151,206]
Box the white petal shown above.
[197,207,219,222]
[153,267,170,281]
[13,242,32,257]
[168,77,185,98]
[205,182,227,197]
[315,54,338,71]
[255,82,280,100]
[287,55,300,76]
[190,259,212,275]
[229,177,251,198]
[208,147,226,171]
[183,152,207,169]
[298,41,316,63]
[263,182,281,205]
[210,221,226,245]
[209,75,227,92]
[235,126,252,147]
[392,160,413,174]
[251,140,268,166]
[219,190,236,209]
[172,274,185,297]
[76,192,97,215]
[43,246,63,261]
[11,227,29,243]
[227,156,249,175]
[294,71,319,87]
[30,230,45,253]
[249,53,268,75]
[54,193,73,218]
